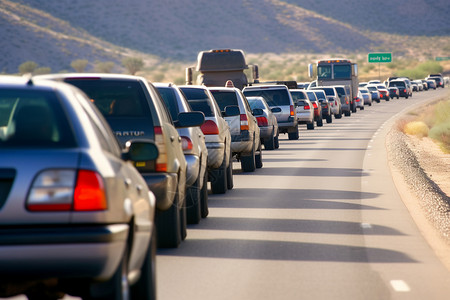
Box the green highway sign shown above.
[368,53,392,63]
[436,57,450,61]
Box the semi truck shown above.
[186,49,259,90]
[308,59,359,112]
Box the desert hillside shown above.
[1,0,449,74]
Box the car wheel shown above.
[397,96,399,99]
[369,102,372,106]
[274,133,279,149]
[156,188,181,248]
[335,110,342,119]
[307,121,314,130]
[241,142,256,172]
[317,117,323,126]
[344,111,350,117]
[131,225,156,300]
[326,115,332,123]
[200,167,208,218]
[86,246,129,300]
[360,106,364,110]
[226,151,233,189]
[288,125,299,140]
[264,129,276,150]
[179,193,187,241]
[255,141,263,169]
[210,152,227,194]
[186,175,201,225]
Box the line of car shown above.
[0,71,446,300]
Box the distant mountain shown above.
[1,0,449,73]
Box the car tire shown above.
[307,121,314,130]
[131,225,156,300]
[156,189,181,248]
[210,152,227,194]
[200,168,209,218]
[274,133,279,149]
[360,106,364,110]
[186,176,201,225]
[344,111,351,117]
[179,194,187,241]
[397,96,399,99]
[335,110,342,119]
[265,129,276,150]
[326,115,332,123]
[317,118,323,126]
[86,246,130,300]
[226,151,233,190]
[369,102,372,106]
[255,141,263,169]
[241,142,256,172]
[288,125,299,140]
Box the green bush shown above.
[429,122,450,153]
[19,61,38,74]
[404,121,429,138]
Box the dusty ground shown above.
[387,127,450,270]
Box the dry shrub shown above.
[404,121,429,138]
[396,116,415,132]
[429,122,450,153]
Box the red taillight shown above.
[404,89,406,93]
[74,170,107,211]
[256,116,268,126]
[290,105,295,116]
[154,126,167,172]
[313,103,318,109]
[356,98,360,102]
[180,136,193,151]
[304,105,310,110]
[201,120,219,135]
[240,114,249,131]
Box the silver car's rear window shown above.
[180,88,215,117]
[243,89,290,106]
[0,89,76,148]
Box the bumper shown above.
[206,142,225,169]
[278,118,297,133]
[296,113,314,123]
[231,131,253,154]
[185,154,200,187]
[142,173,177,211]
[0,224,128,280]
[259,126,274,141]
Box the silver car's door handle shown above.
[124,178,132,188]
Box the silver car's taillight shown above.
[27,169,107,212]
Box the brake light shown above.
[290,105,295,116]
[404,89,406,93]
[201,120,219,135]
[313,102,318,109]
[180,136,193,151]
[27,170,107,212]
[256,116,268,127]
[154,126,167,172]
[304,105,310,110]
[73,170,107,211]
[240,114,249,131]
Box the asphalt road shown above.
[5,88,449,300]
[157,88,450,300]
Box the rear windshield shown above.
[313,87,334,96]
[389,81,405,88]
[209,90,238,111]
[64,79,151,119]
[313,91,326,99]
[0,89,76,148]
[306,91,316,101]
[333,65,351,79]
[290,91,307,101]
[334,87,346,97]
[156,86,180,121]
[243,89,291,106]
[248,98,265,110]
[180,88,214,117]
[360,89,368,93]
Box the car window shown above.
[318,65,331,79]
[244,89,290,106]
[210,90,238,111]
[248,98,265,110]
[156,86,180,121]
[334,87,345,97]
[333,65,351,79]
[64,79,151,119]
[0,89,76,148]
[180,88,215,117]
[306,91,316,101]
[290,91,307,101]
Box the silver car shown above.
[359,87,373,106]
[289,89,315,130]
[155,83,209,224]
[247,96,279,149]
[179,85,233,194]
[0,76,157,299]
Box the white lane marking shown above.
[390,280,411,292]
[361,223,372,229]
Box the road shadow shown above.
[207,188,382,210]
[232,167,369,177]
[188,217,404,236]
[158,238,416,263]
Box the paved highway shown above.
[156,88,450,300]
[4,89,449,300]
